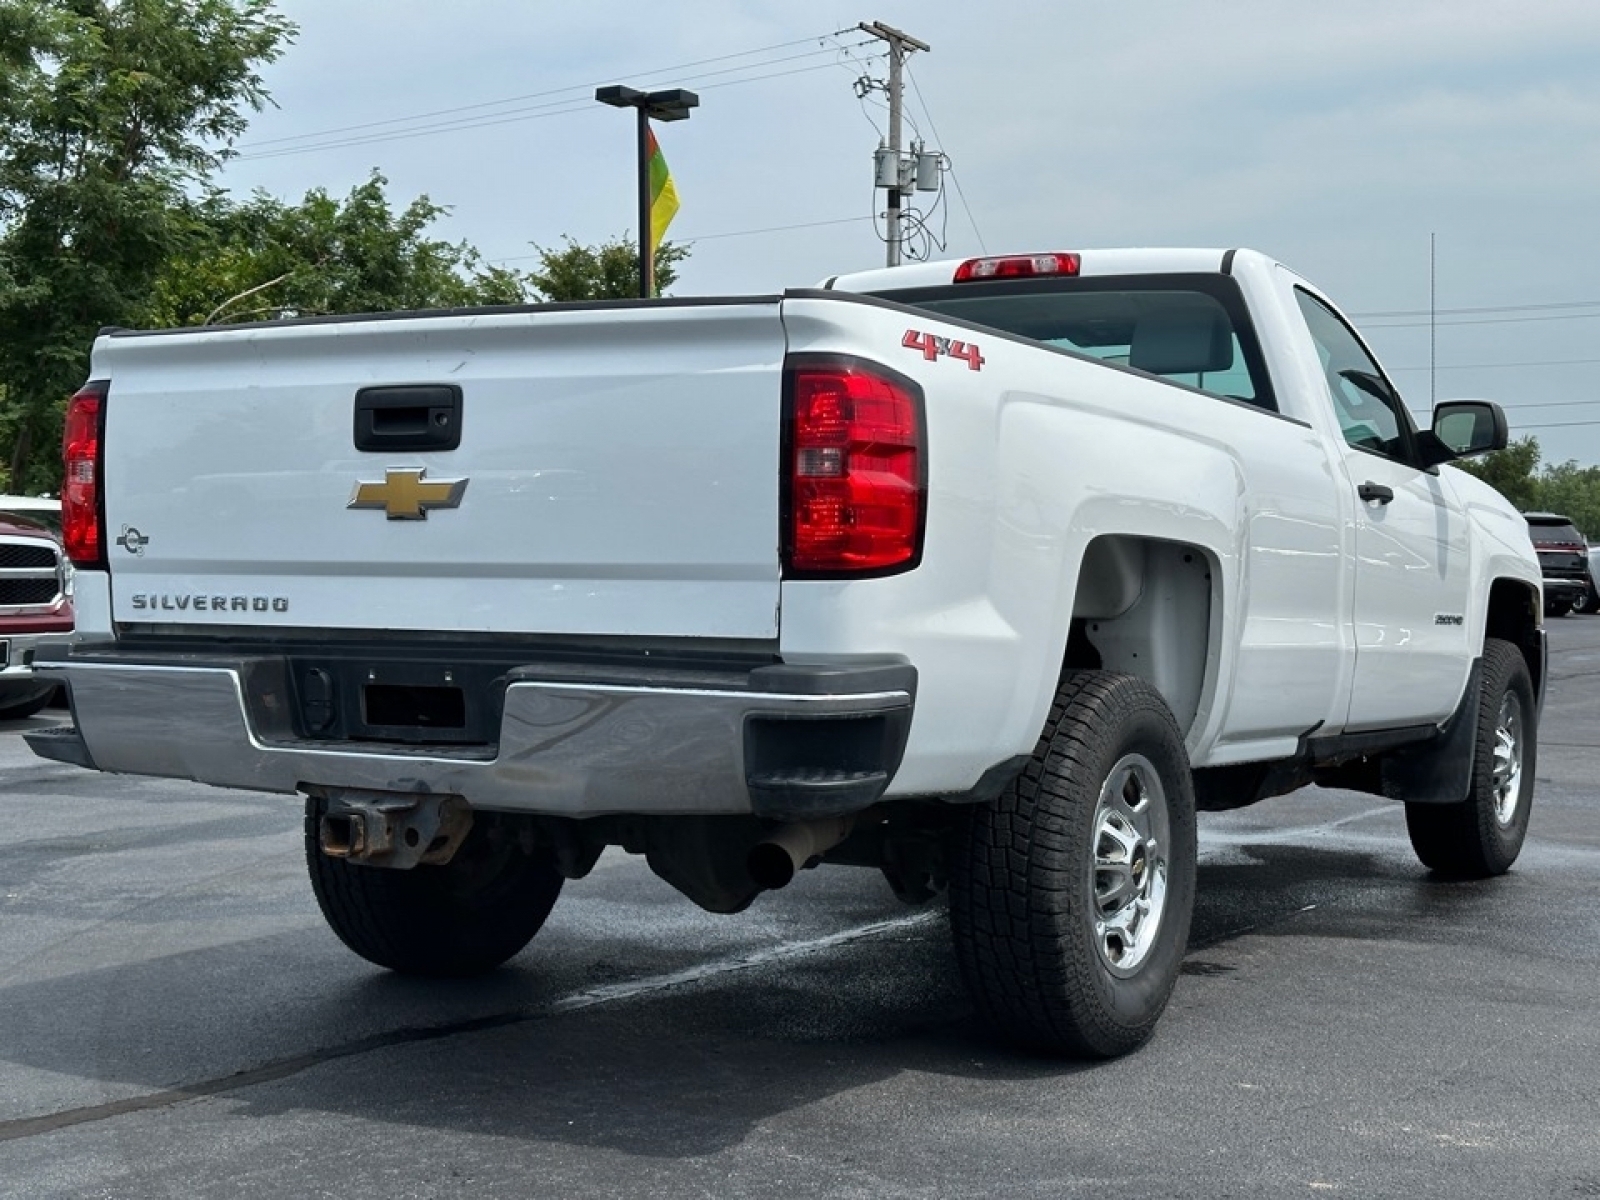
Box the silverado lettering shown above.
[130,595,289,613]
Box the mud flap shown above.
[1380,658,1482,805]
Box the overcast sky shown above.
[217,0,1600,465]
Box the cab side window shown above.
[1294,289,1413,461]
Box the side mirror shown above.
[1421,400,1509,465]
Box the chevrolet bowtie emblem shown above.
[348,468,469,520]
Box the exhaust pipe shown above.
[747,816,855,891]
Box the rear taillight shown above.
[782,355,925,577]
[62,380,107,567]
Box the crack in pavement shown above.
[0,910,942,1145]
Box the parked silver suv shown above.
[1577,545,1600,614]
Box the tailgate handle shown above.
[354,385,463,452]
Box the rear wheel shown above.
[1405,638,1535,878]
[0,683,57,721]
[950,672,1197,1058]
[305,800,564,976]
[0,691,54,720]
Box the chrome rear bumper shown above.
[29,652,915,819]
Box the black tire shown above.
[950,672,1197,1058]
[305,799,564,977]
[0,683,57,721]
[1547,597,1573,618]
[1404,638,1535,878]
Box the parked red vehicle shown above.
[0,504,73,719]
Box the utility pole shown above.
[1430,232,1437,409]
[859,20,929,267]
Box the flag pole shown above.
[636,109,653,299]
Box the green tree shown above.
[527,234,688,301]
[150,173,532,326]
[1454,435,1600,538]
[1533,459,1600,540]
[0,0,294,490]
[1455,436,1542,512]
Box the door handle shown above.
[1358,481,1395,505]
[354,384,463,452]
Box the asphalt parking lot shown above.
[1,622,1597,1200]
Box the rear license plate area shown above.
[364,682,466,730]
[289,658,499,746]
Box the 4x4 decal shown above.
[902,329,985,371]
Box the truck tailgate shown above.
[94,301,786,639]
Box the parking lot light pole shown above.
[595,85,698,298]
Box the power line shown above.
[1396,408,1600,432]
[677,216,872,244]
[1360,310,1600,330]
[1456,395,1599,412]
[835,37,892,141]
[695,59,863,94]
[1388,356,1600,373]
[485,215,873,263]
[236,42,870,161]
[237,34,848,152]
[240,88,586,150]
[1497,397,1600,410]
[1351,298,1600,319]
[238,101,596,159]
[238,58,858,161]
[236,61,849,161]
[906,66,985,252]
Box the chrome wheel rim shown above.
[1491,691,1525,827]
[1090,753,1170,977]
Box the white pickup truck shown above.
[30,247,1544,1058]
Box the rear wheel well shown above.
[1064,536,1216,739]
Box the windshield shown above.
[864,274,1275,410]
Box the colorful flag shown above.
[647,126,680,256]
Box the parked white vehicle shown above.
[31,247,1544,1057]
[1577,544,1600,614]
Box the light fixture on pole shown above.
[595,84,698,298]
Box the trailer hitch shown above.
[314,788,474,869]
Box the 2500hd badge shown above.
[130,594,289,614]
